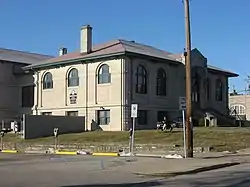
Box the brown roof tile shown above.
[23,39,238,77]
[0,48,53,64]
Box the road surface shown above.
[0,153,250,186]
[164,163,250,187]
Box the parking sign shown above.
[179,97,186,110]
[131,104,138,118]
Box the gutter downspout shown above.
[65,73,68,106]
[35,70,39,115]
[95,66,98,104]
[120,58,124,131]
[127,56,134,131]
[129,57,133,107]
[85,62,89,131]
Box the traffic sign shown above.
[131,104,138,118]
[179,97,186,110]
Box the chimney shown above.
[59,47,67,56]
[80,25,92,54]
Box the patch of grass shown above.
[3,127,250,152]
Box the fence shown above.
[22,114,85,139]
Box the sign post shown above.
[0,131,4,150]
[179,97,187,158]
[130,104,138,155]
[53,128,59,150]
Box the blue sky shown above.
[1,0,249,92]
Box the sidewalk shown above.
[117,157,237,174]
[112,152,250,176]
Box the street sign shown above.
[179,97,186,110]
[130,103,138,155]
[179,96,187,158]
[53,128,59,137]
[131,104,138,118]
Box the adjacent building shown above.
[23,25,238,131]
[0,48,53,124]
[229,94,249,120]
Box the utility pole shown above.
[184,0,193,158]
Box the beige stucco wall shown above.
[0,61,33,121]
[34,56,186,131]
[188,49,228,115]
[33,52,231,131]
[206,72,228,114]
[229,95,250,120]
[34,58,124,131]
[123,57,185,129]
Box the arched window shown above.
[230,104,246,115]
[215,79,223,101]
[136,65,147,94]
[156,68,167,96]
[206,79,210,100]
[98,64,111,84]
[43,72,53,89]
[68,68,79,87]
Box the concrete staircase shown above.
[193,107,236,127]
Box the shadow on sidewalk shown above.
[62,180,163,187]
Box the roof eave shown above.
[208,68,239,77]
[22,51,126,71]
[23,51,181,71]
[125,51,181,65]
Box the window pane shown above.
[206,80,210,100]
[70,69,78,78]
[43,72,53,89]
[99,111,105,117]
[102,74,109,83]
[102,65,109,73]
[97,110,110,125]
[157,111,167,122]
[136,65,147,94]
[68,78,79,87]
[42,112,52,115]
[98,65,111,84]
[105,110,110,117]
[215,79,223,101]
[66,111,78,116]
[106,117,110,124]
[138,110,147,125]
[99,118,106,125]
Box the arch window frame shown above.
[67,68,79,87]
[135,65,148,94]
[42,72,53,90]
[97,64,111,84]
[206,78,210,101]
[156,68,167,96]
[230,104,246,115]
[215,79,223,101]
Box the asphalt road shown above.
[0,153,155,187]
[164,163,250,187]
[1,153,250,186]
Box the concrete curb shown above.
[92,152,119,157]
[0,150,18,153]
[24,150,47,154]
[137,162,241,178]
[119,152,183,159]
[0,149,184,159]
[0,149,120,157]
[55,151,77,155]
